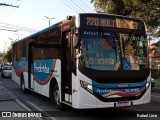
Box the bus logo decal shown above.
[34,63,50,73]
[34,59,57,85]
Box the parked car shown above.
[0,64,2,71]
[1,66,12,78]
[151,77,155,89]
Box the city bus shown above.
[12,13,151,110]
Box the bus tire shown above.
[20,75,28,94]
[53,83,64,110]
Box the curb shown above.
[0,82,44,120]
[0,82,17,101]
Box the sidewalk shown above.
[0,82,42,120]
[0,81,24,111]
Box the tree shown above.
[3,46,12,63]
[91,0,160,33]
[91,0,131,15]
[2,39,15,63]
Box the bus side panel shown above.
[33,59,61,97]
[53,59,61,97]
[12,61,28,86]
[12,61,20,85]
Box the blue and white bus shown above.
[12,13,151,110]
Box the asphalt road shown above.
[0,76,160,120]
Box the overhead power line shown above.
[0,3,19,8]
[0,0,22,21]
[5,0,22,19]
[80,0,95,12]
[0,24,16,29]
[76,0,90,12]
[0,28,18,32]
[0,21,38,32]
[60,0,95,13]
[70,0,86,13]
[61,0,81,13]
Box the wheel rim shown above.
[54,85,60,105]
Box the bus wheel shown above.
[53,83,64,110]
[21,76,28,93]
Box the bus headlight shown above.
[80,80,93,93]
[146,81,150,90]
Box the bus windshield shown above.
[80,28,148,71]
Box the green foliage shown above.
[3,47,12,63]
[151,69,160,79]
[155,31,160,37]
[91,0,160,29]
[2,39,16,63]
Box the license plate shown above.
[116,101,130,107]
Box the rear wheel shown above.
[20,75,28,93]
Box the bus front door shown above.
[61,31,72,102]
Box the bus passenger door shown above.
[28,43,34,90]
[61,31,72,102]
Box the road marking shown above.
[15,99,32,111]
[151,95,160,98]
[15,99,44,120]
[27,100,57,120]
[129,107,143,112]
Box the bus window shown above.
[34,47,59,60]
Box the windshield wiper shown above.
[113,37,118,61]
[124,31,135,48]
[116,31,135,58]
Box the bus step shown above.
[62,101,72,106]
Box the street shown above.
[0,1,160,120]
[0,76,160,120]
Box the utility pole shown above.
[3,41,7,54]
[0,3,19,8]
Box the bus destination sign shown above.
[81,16,144,30]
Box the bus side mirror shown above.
[73,34,79,48]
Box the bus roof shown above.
[14,21,63,43]
[14,13,145,44]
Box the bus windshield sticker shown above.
[122,59,131,70]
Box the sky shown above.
[0,0,96,53]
